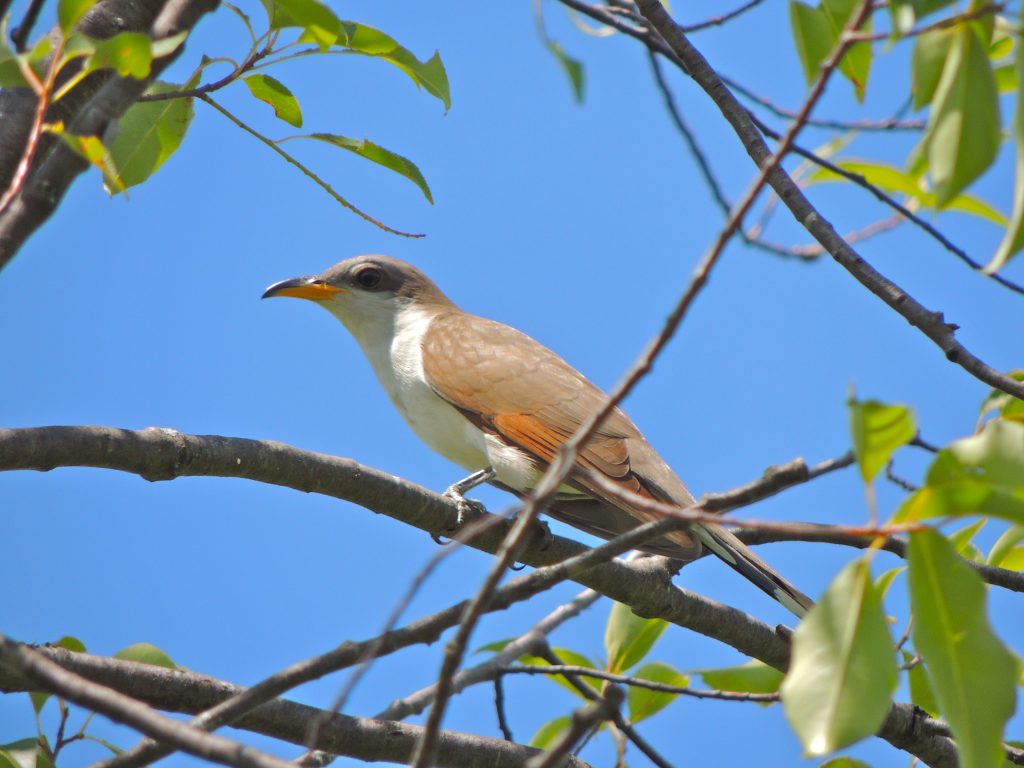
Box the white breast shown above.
[330,298,575,495]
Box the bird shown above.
[263,255,812,617]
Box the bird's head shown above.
[263,255,455,344]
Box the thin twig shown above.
[139,46,271,102]
[0,635,297,768]
[502,664,781,702]
[847,2,1005,42]
[678,0,766,33]
[524,686,623,768]
[198,95,424,238]
[494,678,515,742]
[635,0,1024,400]
[10,0,46,50]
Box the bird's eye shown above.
[355,267,383,289]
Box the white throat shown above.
[320,296,555,494]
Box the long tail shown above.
[692,524,814,618]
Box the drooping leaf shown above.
[912,29,955,110]
[699,660,784,695]
[988,32,1024,272]
[529,716,571,749]
[107,80,193,191]
[949,519,987,554]
[790,1,833,85]
[874,566,904,597]
[808,159,1007,225]
[56,130,125,193]
[337,23,450,112]
[978,372,1024,425]
[849,398,916,483]
[114,642,176,669]
[545,40,584,103]
[300,133,433,203]
[821,0,872,101]
[781,559,897,755]
[627,661,689,723]
[917,26,1001,206]
[819,758,872,768]
[908,529,1018,768]
[604,600,668,674]
[58,0,98,32]
[243,74,302,127]
[268,0,342,49]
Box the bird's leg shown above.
[433,467,496,543]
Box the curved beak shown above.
[262,275,345,301]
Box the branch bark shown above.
[0,425,963,766]
[0,643,590,768]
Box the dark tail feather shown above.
[693,524,813,618]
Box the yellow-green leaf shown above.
[107,81,193,191]
[86,32,154,79]
[987,524,1024,566]
[849,398,916,483]
[269,0,342,49]
[529,716,571,749]
[790,1,833,85]
[908,529,1018,768]
[114,642,176,669]
[58,0,98,32]
[912,29,954,110]
[243,74,302,128]
[519,648,601,698]
[301,133,433,203]
[988,32,1024,272]
[56,131,125,193]
[604,601,668,674]
[919,26,1001,206]
[781,559,897,755]
[699,660,784,695]
[627,661,689,723]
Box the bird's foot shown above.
[432,467,496,544]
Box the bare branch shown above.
[524,685,624,768]
[0,643,590,768]
[632,0,1024,401]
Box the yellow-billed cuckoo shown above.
[263,255,812,617]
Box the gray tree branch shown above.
[0,641,589,768]
[0,425,963,765]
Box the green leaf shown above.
[949,519,987,554]
[0,38,29,88]
[699,660,784,695]
[905,652,940,717]
[781,559,897,755]
[790,2,833,86]
[529,716,571,749]
[988,524,1024,566]
[917,27,1001,206]
[604,601,668,674]
[340,23,450,112]
[0,751,20,768]
[874,566,904,597]
[243,74,302,128]
[849,398,917,483]
[994,62,1016,94]
[107,80,194,191]
[913,29,955,110]
[545,41,584,104]
[55,635,86,653]
[269,0,342,48]
[821,0,872,101]
[808,159,1007,225]
[627,661,688,723]
[300,133,433,203]
[58,0,97,32]
[0,740,38,768]
[114,642,176,669]
[908,529,1018,768]
[819,758,872,768]
[56,131,125,193]
[520,648,602,698]
[86,32,154,78]
[979,372,1024,425]
[988,34,1024,272]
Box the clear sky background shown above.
[2,1,1023,766]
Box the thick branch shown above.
[0,0,219,270]
[0,644,589,768]
[1,425,963,766]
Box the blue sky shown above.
[2,1,1023,766]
